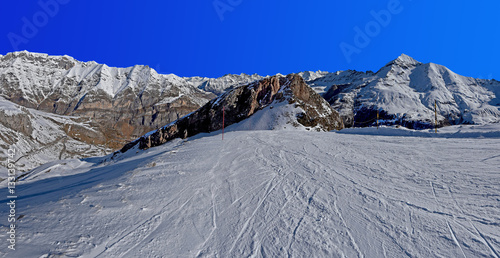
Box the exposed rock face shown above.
[0,51,215,149]
[121,74,343,152]
[0,97,110,173]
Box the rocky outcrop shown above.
[121,74,343,152]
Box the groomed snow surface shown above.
[1,127,500,257]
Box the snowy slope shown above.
[225,100,312,131]
[1,129,499,257]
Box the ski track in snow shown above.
[0,130,499,257]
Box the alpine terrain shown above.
[0,51,499,257]
[1,51,499,173]
[0,52,272,173]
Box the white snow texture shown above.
[0,125,499,257]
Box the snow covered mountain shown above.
[183,54,500,129]
[0,51,216,150]
[306,54,500,128]
[0,51,218,173]
[1,127,499,257]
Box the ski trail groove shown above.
[286,188,319,257]
[228,171,282,254]
[446,185,499,257]
[211,186,217,229]
[95,215,162,257]
[430,181,468,257]
[446,220,467,258]
[97,185,198,257]
[228,142,293,255]
[332,200,364,258]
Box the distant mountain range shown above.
[0,51,499,172]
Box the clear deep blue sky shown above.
[1,0,499,79]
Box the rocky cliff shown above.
[121,74,343,152]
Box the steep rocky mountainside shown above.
[0,97,110,173]
[0,51,215,149]
[121,74,343,152]
[305,54,500,128]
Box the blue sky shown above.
[1,0,499,79]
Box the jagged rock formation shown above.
[121,74,343,152]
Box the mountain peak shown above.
[1,51,80,71]
[4,50,72,61]
[386,54,422,67]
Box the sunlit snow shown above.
[1,126,499,257]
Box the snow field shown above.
[0,129,499,257]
